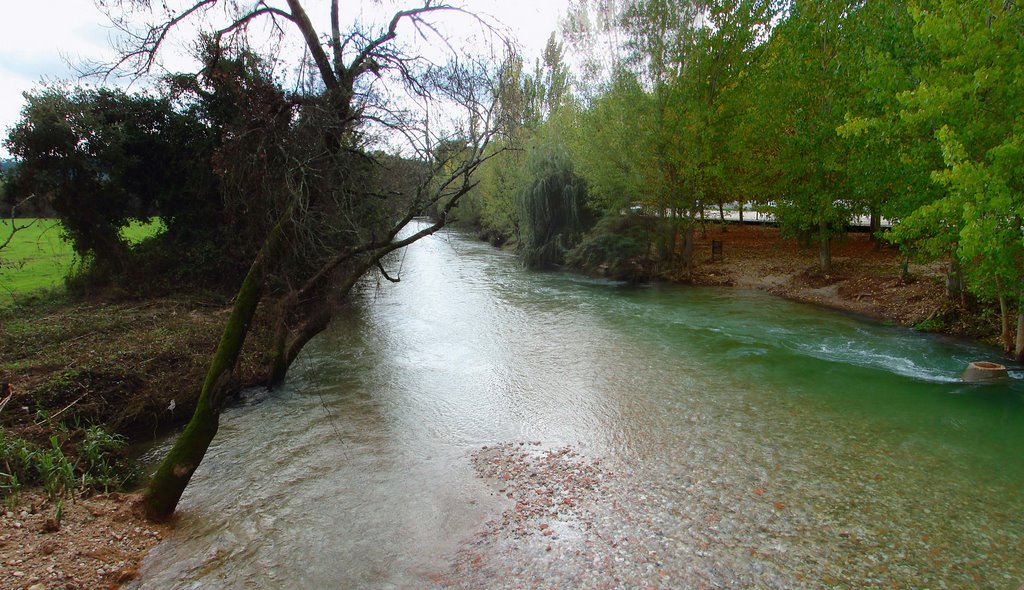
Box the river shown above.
[133,222,1024,589]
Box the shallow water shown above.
[134,223,1024,589]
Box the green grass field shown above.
[0,218,163,305]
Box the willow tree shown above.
[519,138,590,269]
[94,0,508,520]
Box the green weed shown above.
[0,425,137,506]
[53,498,65,528]
[82,425,133,493]
[914,317,945,333]
[36,436,76,501]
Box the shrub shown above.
[565,215,653,280]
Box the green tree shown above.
[756,0,863,273]
[836,0,936,244]
[519,134,591,269]
[895,0,1024,356]
[569,0,778,274]
[455,52,541,243]
[4,87,217,275]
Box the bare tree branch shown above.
[349,5,468,78]
[0,196,38,253]
[285,0,340,91]
[330,0,344,76]
[214,5,295,44]
[376,260,400,283]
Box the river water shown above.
[134,223,1024,589]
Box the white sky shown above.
[0,0,572,158]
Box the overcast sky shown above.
[0,0,571,158]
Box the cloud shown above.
[0,0,570,157]
[0,53,73,81]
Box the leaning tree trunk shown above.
[266,252,380,386]
[818,219,832,273]
[142,219,286,521]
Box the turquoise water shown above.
[134,223,1024,588]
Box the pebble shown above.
[441,439,1023,589]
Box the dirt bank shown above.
[679,224,995,341]
[0,296,269,442]
[1,295,271,589]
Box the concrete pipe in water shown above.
[961,361,1009,383]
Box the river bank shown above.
[674,224,998,344]
[0,295,270,589]
[0,492,167,590]
[0,224,1005,588]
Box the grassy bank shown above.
[0,218,164,306]
[0,294,271,503]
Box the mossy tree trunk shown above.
[142,220,285,521]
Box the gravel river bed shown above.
[439,439,1022,589]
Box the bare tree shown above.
[93,0,511,520]
[0,196,37,255]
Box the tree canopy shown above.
[456,0,1024,353]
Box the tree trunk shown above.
[818,219,832,273]
[267,293,299,386]
[738,201,744,223]
[946,257,965,304]
[267,254,379,386]
[268,304,331,386]
[870,208,882,249]
[661,214,676,264]
[997,283,1012,354]
[682,224,695,276]
[1016,308,1024,363]
[900,255,910,281]
[142,217,286,521]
